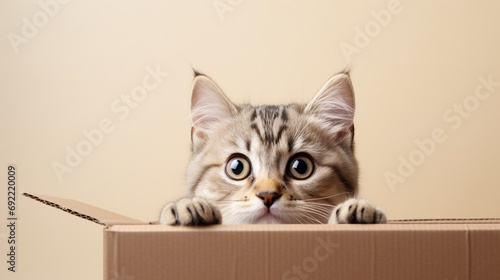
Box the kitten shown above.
[159,71,386,225]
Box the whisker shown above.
[289,210,308,224]
[296,211,324,224]
[296,203,335,218]
[294,201,336,213]
[299,192,352,202]
[285,206,327,224]
[300,201,335,208]
[295,212,308,224]
[295,206,332,221]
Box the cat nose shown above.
[257,191,282,208]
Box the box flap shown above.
[23,193,146,226]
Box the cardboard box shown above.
[24,193,500,280]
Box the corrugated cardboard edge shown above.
[23,193,146,226]
[389,218,500,224]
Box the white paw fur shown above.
[159,197,222,226]
[328,198,387,224]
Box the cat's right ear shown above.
[190,74,237,150]
[304,72,355,142]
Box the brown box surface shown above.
[24,193,500,280]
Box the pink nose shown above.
[257,191,281,208]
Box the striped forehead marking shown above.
[250,105,289,145]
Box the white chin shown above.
[253,214,282,224]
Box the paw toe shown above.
[159,202,179,225]
[329,199,386,224]
[159,197,222,226]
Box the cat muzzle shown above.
[257,191,281,208]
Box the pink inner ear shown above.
[190,75,238,135]
[305,74,355,134]
[190,127,207,143]
[193,129,207,142]
[322,74,355,111]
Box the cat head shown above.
[186,72,358,224]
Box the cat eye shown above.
[225,154,252,181]
[287,154,314,180]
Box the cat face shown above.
[186,73,358,224]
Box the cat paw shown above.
[328,198,386,224]
[159,197,222,226]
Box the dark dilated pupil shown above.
[292,159,308,175]
[231,159,244,175]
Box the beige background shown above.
[1,1,499,279]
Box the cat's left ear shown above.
[190,74,238,151]
[304,73,355,138]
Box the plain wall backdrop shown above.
[1,1,499,279]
